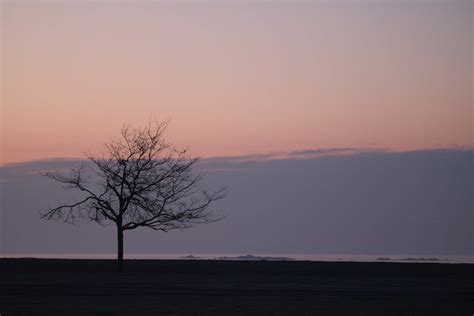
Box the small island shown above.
[179,255,201,260]
[214,254,294,261]
[376,257,447,262]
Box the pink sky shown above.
[1,1,472,164]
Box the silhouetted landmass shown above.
[376,257,448,262]
[1,258,473,315]
[400,257,446,261]
[215,254,294,261]
[179,255,201,259]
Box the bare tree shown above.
[41,120,226,271]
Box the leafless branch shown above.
[41,119,227,235]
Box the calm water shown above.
[1,253,472,263]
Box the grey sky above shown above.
[0,148,472,256]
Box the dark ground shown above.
[0,258,473,315]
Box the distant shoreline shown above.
[0,256,472,265]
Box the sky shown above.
[0,148,472,256]
[1,0,473,164]
[0,1,472,258]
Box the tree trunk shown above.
[117,226,124,272]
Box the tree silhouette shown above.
[41,120,226,271]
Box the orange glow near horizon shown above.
[1,1,472,164]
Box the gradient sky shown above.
[1,0,473,164]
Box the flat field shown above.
[0,258,473,315]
